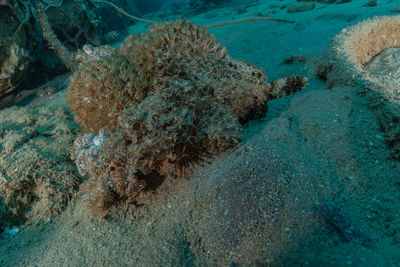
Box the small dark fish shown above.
[312,202,376,245]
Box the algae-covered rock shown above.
[68,19,307,133]
[0,105,81,224]
[67,19,308,215]
[76,80,243,215]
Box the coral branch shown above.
[92,0,156,24]
[35,2,76,71]
[11,0,30,37]
[204,17,295,29]
[91,1,294,29]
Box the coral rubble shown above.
[67,19,308,215]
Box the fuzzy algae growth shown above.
[0,105,81,224]
[67,19,308,215]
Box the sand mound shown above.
[185,116,336,265]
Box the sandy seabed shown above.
[1,0,400,266]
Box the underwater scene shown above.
[1,0,400,265]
